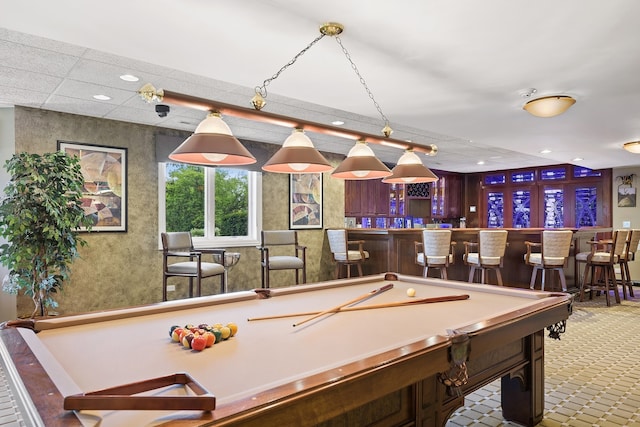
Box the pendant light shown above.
[168,112,256,166]
[331,140,391,180]
[382,149,438,183]
[262,129,333,173]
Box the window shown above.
[158,163,262,248]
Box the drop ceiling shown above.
[1,0,640,173]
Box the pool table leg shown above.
[500,330,545,427]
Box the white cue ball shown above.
[406,288,416,297]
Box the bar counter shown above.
[346,227,612,290]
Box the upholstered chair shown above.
[327,229,369,279]
[161,232,226,301]
[414,229,455,279]
[579,229,629,306]
[463,230,508,285]
[618,229,640,299]
[258,230,306,288]
[524,230,573,291]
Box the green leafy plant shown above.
[0,151,94,317]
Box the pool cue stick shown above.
[292,283,394,327]
[247,294,469,322]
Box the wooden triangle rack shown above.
[63,372,216,411]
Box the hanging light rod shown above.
[139,83,436,156]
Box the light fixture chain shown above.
[334,35,390,126]
[255,33,326,98]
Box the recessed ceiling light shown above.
[572,157,584,162]
[120,74,139,82]
[331,120,345,126]
[93,94,111,101]
[477,160,485,165]
[540,149,552,154]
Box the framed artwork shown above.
[289,173,323,229]
[58,141,127,232]
[617,174,636,208]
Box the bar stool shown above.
[463,230,508,285]
[327,229,369,279]
[414,229,456,279]
[617,228,640,299]
[524,230,573,292]
[579,229,629,306]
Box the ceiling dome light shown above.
[169,112,256,166]
[262,129,333,173]
[523,95,576,118]
[623,141,640,154]
[331,140,391,180]
[382,150,438,183]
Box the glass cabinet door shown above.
[543,188,564,228]
[487,191,504,228]
[512,190,531,228]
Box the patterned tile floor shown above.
[1,287,638,427]
[448,287,640,427]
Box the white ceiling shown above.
[2,0,640,173]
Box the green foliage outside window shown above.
[165,164,248,236]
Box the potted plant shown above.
[0,151,93,317]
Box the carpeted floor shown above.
[1,286,638,427]
[447,287,640,427]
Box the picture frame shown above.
[289,173,323,229]
[58,141,127,232]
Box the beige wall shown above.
[10,107,345,317]
[612,166,640,282]
[0,108,16,322]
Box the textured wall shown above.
[12,107,345,316]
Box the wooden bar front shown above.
[347,227,612,290]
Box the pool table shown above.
[0,273,571,427]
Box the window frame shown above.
[158,163,262,249]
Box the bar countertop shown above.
[345,227,612,289]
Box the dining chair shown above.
[414,229,456,279]
[258,230,306,288]
[463,229,508,285]
[161,232,226,301]
[327,229,370,279]
[579,229,629,306]
[524,230,573,291]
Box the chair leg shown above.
[441,268,448,280]
[468,266,476,283]
[480,268,486,284]
[188,277,194,298]
[220,274,226,294]
[196,276,202,298]
[625,262,635,297]
[540,269,546,291]
[622,261,634,299]
[557,268,567,292]
[357,263,363,277]
[611,266,621,304]
[495,268,503,286]
[529,267,538,290]
[163,276,168,301]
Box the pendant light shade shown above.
[382,150,438,183]
[262,129,333,173]
[332,140,392,180]
[169,112,257,166]
[523,95,576,118]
